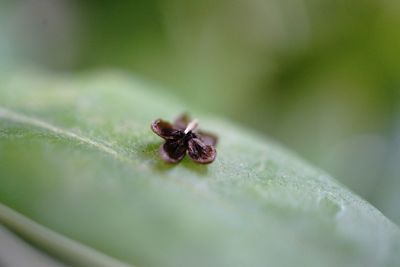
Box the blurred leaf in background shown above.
[0,0,400,225]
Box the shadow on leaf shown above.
[139,141,209,175]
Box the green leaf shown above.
[0,224,67,267]
[0,70,399,267]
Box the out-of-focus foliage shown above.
[1,71,400,267]
[0,0,400,224]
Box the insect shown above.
[151,113,217,164]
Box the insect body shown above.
[151,114,217,164]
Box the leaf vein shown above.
[0,107,130,163]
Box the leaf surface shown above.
[0,70,399,267]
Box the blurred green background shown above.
[1,0,399,224]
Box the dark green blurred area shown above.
[1,0,400,224]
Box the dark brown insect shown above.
[151,114,217,164]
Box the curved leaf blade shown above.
[0,70,399,267]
